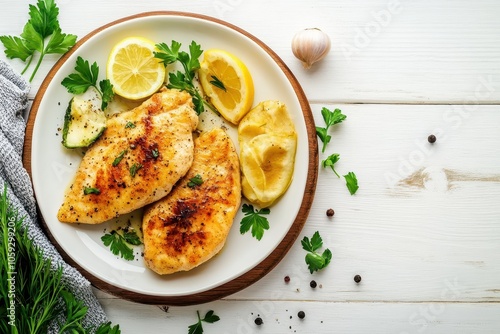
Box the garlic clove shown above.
[291,28,331,69]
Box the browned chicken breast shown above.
[143,128,241,275]
[57,89,198,224]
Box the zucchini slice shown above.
[62,88,107,148]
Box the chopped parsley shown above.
[129,163,143,177]
[187,174,203,188]
[125,121,136,129]
[112,149,127,166]
[83,187,100,195]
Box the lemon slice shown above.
[107,37,166,100]
[199,49,254,124]
[238,100,297,207]
[240,134,297,207]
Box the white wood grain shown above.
[2,0,500,332]
[1,0,499,103]
[97,295,500,334]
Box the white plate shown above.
[29,12,315,303]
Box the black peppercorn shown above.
[310,280,317,288]
[326,208,335,217]
[298,311,305,319]
[428,134,436,143]
[284,275,290,283]
[354,274,362,283]
[255,317,263,325]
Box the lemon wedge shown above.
[238,100,297,207]
[199,49,254,124]
[106,37,166,100]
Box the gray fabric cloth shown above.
[0,59,108,332]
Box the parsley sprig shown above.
[301,231,332,274]
[154,40,216,115]
[322,153,341,177]
[239,204,270,241]
[101,229,142,261]
[0,0,77,82]
[61,56,114,110]
[315,107,347,153]
[188,310,220,334]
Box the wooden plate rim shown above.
[22,11,318,306]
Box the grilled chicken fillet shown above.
[57,89,198,224]
[143,128,241,275]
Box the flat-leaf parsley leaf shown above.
[321,153,341,177]
[154,40,217,115]
[61,56,114,110]
[187,174,203,188]
[101,230,142,261]
[239,203,270,241]
[301,231,332,274]
[315,107,346,153]
[0,0,77,82]
[343,171,359,195]
[188,310,220,334]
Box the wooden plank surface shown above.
[1,0,499,103]
[1,0,500,332]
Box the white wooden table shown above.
[2,0,500,333]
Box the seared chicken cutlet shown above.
[57,89,198,224]
[143,128,241,275]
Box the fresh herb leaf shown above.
[209,75,226,91]
[112,150,127,167]
[125,121,136,129]
[1,186,121,332]
[95,322,122,334]
[239,203,270,241]
[57,290,88,333]
[155,40,215,115]
[101,230,141,261]
[321,153,340,177]
[301,231,332,274]
[202,310,221,323]
[315,107,347,153]
[344,171,359,195]
[83,187,100,195]
[129,163,143,177]
[187,174,203,188]
[61,56,114,110]
[122,230,142,246]
[0,0,77,82]
[188,310,220,334]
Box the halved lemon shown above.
[199,49,254,124]
[240,134,297,208]
[107,37,166,100]
[238,100,297,207]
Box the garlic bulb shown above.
[291,28,331,69]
